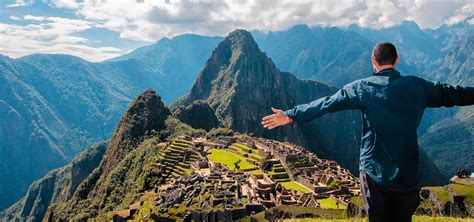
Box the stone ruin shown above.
[113,134,361,221]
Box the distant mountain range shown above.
[0,19,472,211]
[0,35,220,210]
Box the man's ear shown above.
[394,56,399,66]
[371,56,378,69]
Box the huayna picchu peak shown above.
[102,89,171,175]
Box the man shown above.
[261,42,474,222]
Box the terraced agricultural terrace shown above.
[113,134,361,221]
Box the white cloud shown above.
[44,0,81,9]
[46,0,472,43]
[0,15,123,61]
[9,15,22,21]
[1,0,472,60]
[444,2,474,25]
[6,0,33,8]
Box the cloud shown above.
[1,0,472,61]
[0,15,123,61]
[444,2,474,25]
[6,0,33,8]
[44,0,81,9]
[9,15,22,21]
[46,0,473,43]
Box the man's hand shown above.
[262,107,292,130]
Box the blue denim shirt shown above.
[284,68,474,191]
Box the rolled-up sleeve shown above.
[284,82,361,124]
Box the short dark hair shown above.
[372,42,398,65]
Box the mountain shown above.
[174,100,221,131]
[419,36,474,180]
[172,29,444,185]
[1,87,364,221]
[252,24,430,87]
[106,34,222,104]
[0,35,219,210]
[0,89,204,221]
[172,29,361,171]
[0,141,107,221]
[348,21,443,76]
[252,25,374,86]
[425,16,474,50]
[41,90,195,220]
[0,54,129,210]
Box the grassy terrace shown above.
[156,140,197,180]
[424,186,451,204]
[449,183,474,204]
[228,143,263,160]
[280,181,311,193]
[284,216,474,221]
[207,148,263,174]
[251,205,346,221]
[317,198,346,209]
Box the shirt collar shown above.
[373,68,400,77]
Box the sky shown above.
[0,0,473,62]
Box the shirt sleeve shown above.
[418,78,474,108]
[283,82,361,124]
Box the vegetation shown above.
[207,148,263,174]
[48,137,167,220]
[162,117,206,139]
[425,186,451,204]
[449,183,474,204]
[206,127,235,138]
[327,180,342,190]
[284,216,474,221]
[317,198,346,209]
[280,181,311,193]
[251,205,346,221]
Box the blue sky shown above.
[1,0,473,62]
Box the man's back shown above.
[354,68,426,191]
[283,67,474,191]
[264,42,474,222]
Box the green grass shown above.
[207,149,263,174]
[425,186,451,204]
[285,216,474,221]
[234,142,256,150]
[317,198,346,209]
[252,205,345,221]
[229,144,263,160]
[449,183,474,204]
[280,181,311,193]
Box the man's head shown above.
[372,42,399,72]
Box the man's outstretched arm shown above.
[419,78,474,108]
[262,83,361,129]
